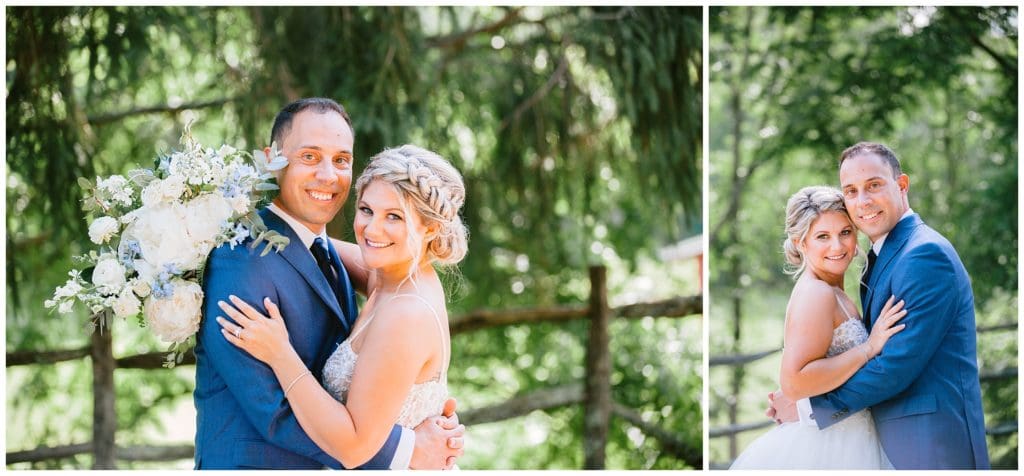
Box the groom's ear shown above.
[896,174,910,193]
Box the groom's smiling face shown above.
[839,152,910,243]
[273,110,355,234]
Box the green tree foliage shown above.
[709,6,1017,468]
[6,6,700,469]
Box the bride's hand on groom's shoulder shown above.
[217,296,295,367]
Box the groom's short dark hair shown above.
[270,97,353,146]
[839,142,902,178]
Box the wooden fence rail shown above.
[7,296,703,369]
[709,320,1018,467]
[7,266,702,469]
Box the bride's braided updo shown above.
[783,185,852,277]
[355,145,468,266]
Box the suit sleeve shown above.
[809,242,958,429]
[201,245,404,468]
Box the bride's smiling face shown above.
[799,210,858,279]
[354,180,430,275]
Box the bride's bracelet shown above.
[858,344,873,363]
[284,370,312,398]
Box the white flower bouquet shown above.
[46,124,291,366]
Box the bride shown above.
[215,145,467,469]
[730,186,906,469]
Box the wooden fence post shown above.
[91,323,116,469]
[583,266,611,469]
[728,281,743,460]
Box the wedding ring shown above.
[234,328,242,339]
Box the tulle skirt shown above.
[730,410,893,470]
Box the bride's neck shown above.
[807,269,844,289]
[374,261,437,293]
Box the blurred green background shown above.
[708,6,1017,469]
[6,6,702,469]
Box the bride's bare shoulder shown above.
[787,278,838,322]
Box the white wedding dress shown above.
[729,291,893,469]
[323,294,449,429]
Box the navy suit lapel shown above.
[259,209,348,329]
[325,239,358,333]
[864,213,923,327]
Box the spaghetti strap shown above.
[350,293,449,378]
[832,288,857,321]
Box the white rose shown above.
[143,279,203,343]
[92,258,126,293]
[124,202,207,270]
[88,216,120,244]
[185,194,234,244]
[112,288,141,318]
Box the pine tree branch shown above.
[86,97,239,126]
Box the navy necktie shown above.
[860,249,877,324]
[310,237,341,302]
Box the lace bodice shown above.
[827,288,869,357]
[322,294,449,429]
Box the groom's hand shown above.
[410,397,465,469]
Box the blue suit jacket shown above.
[809,214,989,469]
[193,208,403,469]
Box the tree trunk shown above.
[91,324,116,469]
[583,266,611,469]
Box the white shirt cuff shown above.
[796,398,820,428]
[389,427,415,470]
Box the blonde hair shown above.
[355,145,469,269]
[783,185,851,278]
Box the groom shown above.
[770,142,989,469]
[194,98,464,469]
